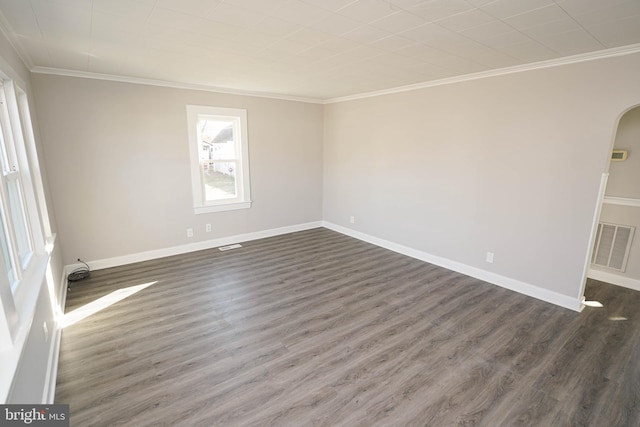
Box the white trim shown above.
[30,67,323,105]
[26,45,640,105]
[186,105,251,214]
[65,221,323,272]
[41,267,67,404]
[323,221,583,312]
[602,196,640,207]
[579,173,610,302]
[588,268,640,292]
[324,43,640,104]
[194,201,251,214]
[0,253,51,402]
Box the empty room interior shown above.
[0,0,639,425]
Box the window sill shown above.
[194,201,251,214]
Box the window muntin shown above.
[187,106,251,214]
[6,177,32,268]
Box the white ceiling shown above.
[0,0,639,100]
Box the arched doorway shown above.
[581,104,640,300]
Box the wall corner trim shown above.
[323,221,583,312]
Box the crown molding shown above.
[30,67,324,104]
[24,42,640,105]
[0,8,34,84]
[323,43,640,104]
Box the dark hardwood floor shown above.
[55,228,640,426]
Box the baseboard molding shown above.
[588,268,640,292]
[56,222,322,400]
[65,221,324,272]
[46,220,585,402]
[323,222,583,312]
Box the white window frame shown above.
[186,105,251,214]
[0,81,36,294]
[0,77,50,349]
[0,70,54,402]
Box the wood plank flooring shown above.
[55,228,640,426]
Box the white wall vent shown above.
[591,222,635,272]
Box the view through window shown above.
[187,105,251,214]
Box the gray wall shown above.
[323,53,640,302]
[32,75,324,265]
[593,106,640,282]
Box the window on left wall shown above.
[0,79,47,302]
[0,82,35,294]
[0,75,52,401]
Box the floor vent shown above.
[591,222,635,272]
[219,243,242,251]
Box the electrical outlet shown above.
[350,216,355,224]
[187,228,193,238]
[486,252,494,263]
[206,224,212,232]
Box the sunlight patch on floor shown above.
[583,300,603,308]
[61,281,158,328]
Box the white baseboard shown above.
[65,221,324,272]
[588,268,640,292]
[47,220,585,402]
[323,221,583,312]
[55,222,323,402]
[41,268,68,404]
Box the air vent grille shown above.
[591,222,635,272]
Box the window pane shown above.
[0,118,10,172]
[0,207,17,288]
[198,119,236,160]
[6,178,31,266]
[197,117,240,202]
[0,87,12,172]
[202,161,237,201]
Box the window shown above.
[0,82,34,293]
[187,105,251,214]
[0,75,53,400]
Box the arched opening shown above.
[581,104,640,300]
